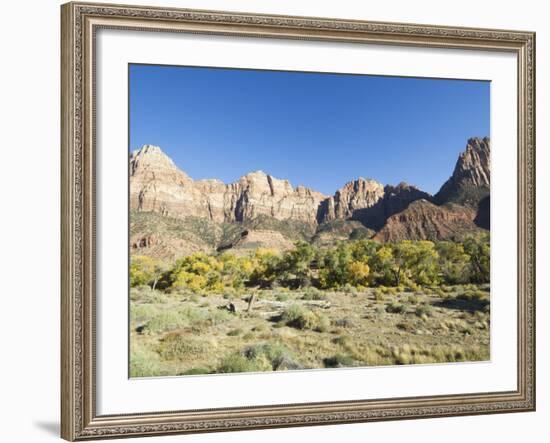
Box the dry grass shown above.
[130,285,490,377]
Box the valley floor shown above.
[130,285,490,377]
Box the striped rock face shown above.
[130,145,326,225]
[129,137,490,259]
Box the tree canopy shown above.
[129,234,490,293]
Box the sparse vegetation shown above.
[130,282,490,376]
[415,304,434,318]
[279,304,330,332]
[386,302,408,314]
[129,236,490,377]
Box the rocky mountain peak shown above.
[133,144,162,155]
[130,144,189,178]
[435,137,490,205]
[245,170,268,177]
[131,144,169,163]
[130,137,490,249]
[318,178,385,224]
[130,147,327,225]
[317,177,431,230]
[384,182,423,196]
[454,137,490,186]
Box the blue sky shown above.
[129,64,489,195]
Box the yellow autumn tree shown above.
[130,255,165,289]
[346,260,370,288]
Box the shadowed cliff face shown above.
[434,137,490,206]
[317,181,432,231]
[316,178,385,225]
[474,195,490,230]
[129,137,490,253]
[374,138,490,241]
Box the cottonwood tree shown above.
[463,234,490,283]
[249,248,282,288]
[345,260,370,287]
[370,241,438,286]
[318,243,353,288]
[436,241,470,284]
[130,255,165,289]
[280,241,315,288]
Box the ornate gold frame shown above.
[61,2,536,440]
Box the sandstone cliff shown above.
[317,180,431,230]
[130,145,326,225]
[318,178,385,223]
[130,138,490,257]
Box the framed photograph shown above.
[61,2,536,440]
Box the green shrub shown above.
[296,310,330,332]
[207,308,233,325]
[280,305,329,332]
[414,304,433,318]
[130,346,162,377]
[406,282,421,292]
[227,328,242,337]
[334,317,354,328]
[457,289,489,302]
[275,293,290,302]
[386,302,408,314]
[406,295,420,305]
[130,304,159,323]
[217,352,272,373]
[242,343,301,370]
[372,289,385,301]
[130,287,165,303]
[157,333,211,360]
[142,311,189,334]
[301,287,327,300]
[279,304,305,324]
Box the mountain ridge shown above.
[130,138,490,258]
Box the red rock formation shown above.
[130,138,490,251]
[374,200,481,242]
